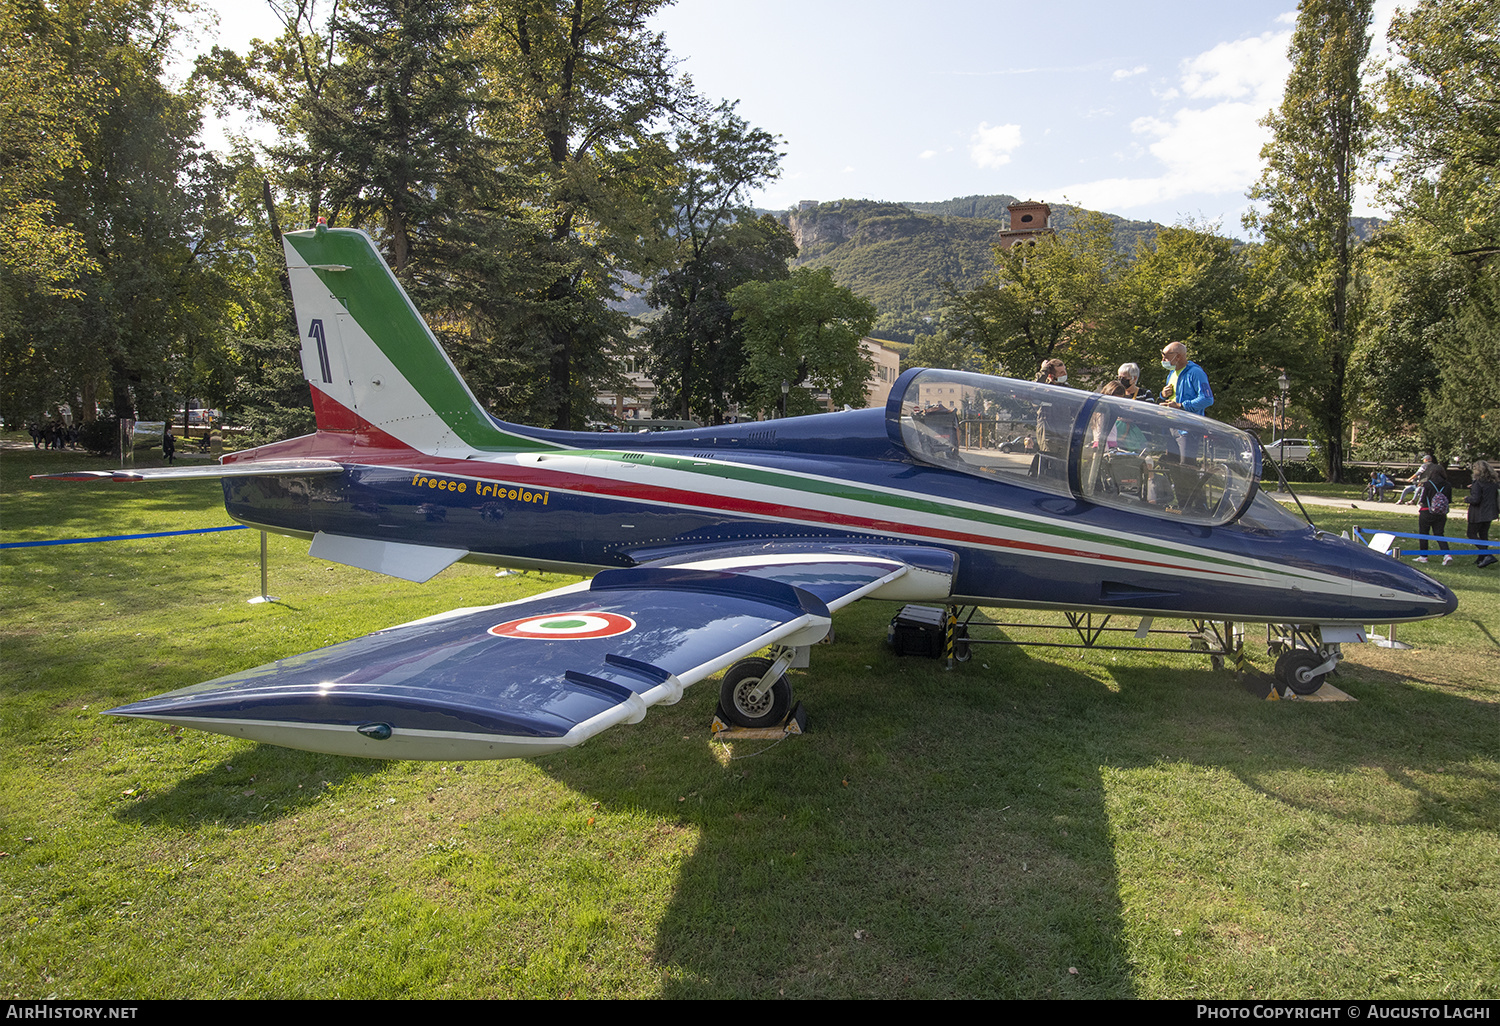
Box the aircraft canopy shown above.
[889,369,1260,527]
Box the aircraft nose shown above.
[1349,539,1458,621]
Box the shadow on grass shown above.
[537,629,1138,999]
[536,603,1499,998]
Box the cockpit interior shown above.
[890,369,1263,527]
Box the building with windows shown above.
[861,338,902,409]
[998,200,1053,250]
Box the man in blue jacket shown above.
[1159,342,1214,416]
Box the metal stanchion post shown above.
[248,530,279,604]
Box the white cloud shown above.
[1050,25,1293,213]
[970,122,1023,169]
[1179,30,1289,103]
[919,149,938,160]
[1113,65,1148,80]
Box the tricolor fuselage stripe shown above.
[235,435,1357,608]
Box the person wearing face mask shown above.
[1037,358,1069,387]
[1158,342,1214,416]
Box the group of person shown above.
[27,420,79,450]
[1038,341,1215,417]
[1032,348,1497,568]
[1405,456,1498,568]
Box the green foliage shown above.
[1420,272,1500,462]
[1267,459,1326,484]
[1378,0,1500,258]
[902,194,1021,220]
[643,214,795,424]
[1364,0,1500,462]
[789,197,1162,347]
[471,0,694,429]
[1348,428,1423,464]
[790,200,1005,346]
[0,0,99,369]
[730,267,876,418]
[1109,226,1299,424]
[1355,239,1462,437]
[309,0,491,279]
[950,210,1121,380]
[640,106,787,424]
[1,0,236,425]
[75,417,118,455]
[903,331,982,373]
[1247,0,1376,481]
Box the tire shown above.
[1276,650,1328,695]
[719,658,794,729]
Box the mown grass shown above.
[2,442,1497,998]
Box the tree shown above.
[1109,225,1299,424]
[903,330,982,373]
[730,267,876,418]
[307,0,491,278]
[4,0,225,423]
[949,210,1120,381]
[474,0,700,429]
[0,0,101,421]
[195,0,340,232]
[1379,0,1500,261]
[0,0,97,305]
[643,214,796,423]
[1354,236,1455,442]
[1366,0,1500,459]
[1421,272,1500,460]
[642,105,788,424]
[1247,0,1375,481]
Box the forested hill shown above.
[785,196,1164,345]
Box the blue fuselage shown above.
[223,406,1456,627]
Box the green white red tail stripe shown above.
[283,225,561,455]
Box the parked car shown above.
[1263,437,1318,462]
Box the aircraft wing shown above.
[30,459,345,483]
[105,555,921,761]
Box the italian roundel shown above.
[488,611,637,640]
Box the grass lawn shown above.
[2,442,1497,999]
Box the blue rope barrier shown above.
[1353,527,1499,554]
[0,525,248,550]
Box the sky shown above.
[191,0,1401,238]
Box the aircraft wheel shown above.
[719,658,793,729]
[953,625,971,662]
[1276,651,1327,695]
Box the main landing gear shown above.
[715,645,807,734]
[719,654,794,728]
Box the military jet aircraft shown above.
[36,224,1456,760]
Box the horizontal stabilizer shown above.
[106,569,832,760]
[309,531,468,583]
[31,459,345,483]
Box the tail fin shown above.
[283,225,551,453]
